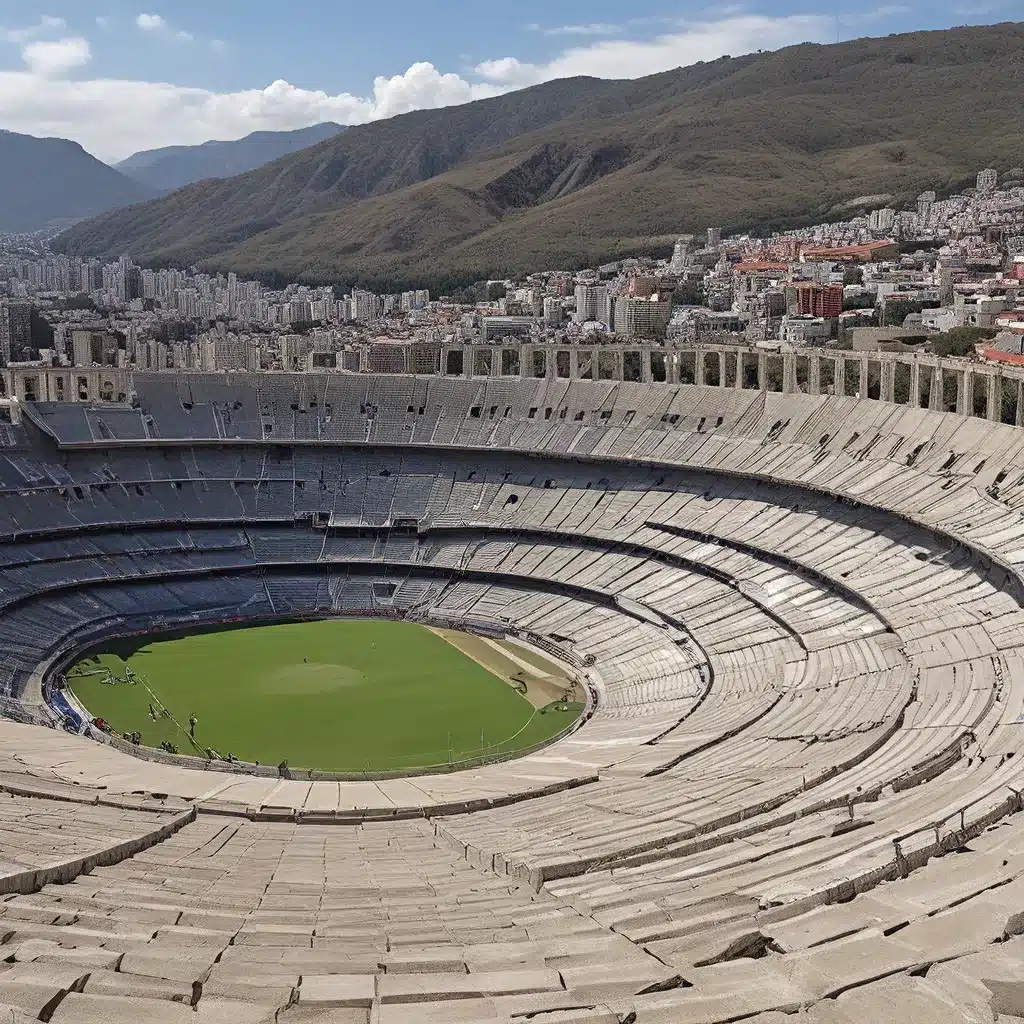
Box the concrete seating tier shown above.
[2,374,1024,1021]
[0,794,191,896]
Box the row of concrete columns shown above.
[439,345,1023,425]
[5,350,1024,427]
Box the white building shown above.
[780,315,831,345]
[574,284,611,325]
[977,168,998,193]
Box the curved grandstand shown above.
[1,369,1024,1022]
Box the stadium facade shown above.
[0,353,1022,1020]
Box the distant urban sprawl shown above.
[0,167,1022,379]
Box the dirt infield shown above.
[430,629,580,709]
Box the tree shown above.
[842,292,876,311]
[883,298,939,327]
[843,266,864,286]
[671,280,705,307]
[930,325,998,358]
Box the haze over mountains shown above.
[0,124,349,234]
[116,123,346,195]
[0,130,153,234]
[55,23,1024,290]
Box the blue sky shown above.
[0,0,1014,161]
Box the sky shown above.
[0,0,1014,164]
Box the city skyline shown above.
[0,2,1016,161]
[1,163,1019,381]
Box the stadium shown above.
[0,352,1023,1022]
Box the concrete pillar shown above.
[929,366,943,412]
[782,353,797,394]
[1016,381,1024,426]
[909,362,920,408]
[578,349,595,381]
[735,351,745,389]
[489,347,501,377]
[858,357,870,400]
[834,357,846,397]
[569,349,579,379]
[987,372,1001,422]
[757,352,768,390]
[881,361,895,404]
[695,350,706,387]
[956,369,972,416]
[642,349,653,383]
[808,354,821,396]
[718,351,727,387]
[666,352,679,385]
[615,351,625,382]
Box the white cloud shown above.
[0,15,67,44]
[841,4,912,23]
[0,63,503,162]
[474,57,538,89]
[528,23,622,37]
[477,14,833,86]
[21,37,90,76]
[136,12,195,43]
[0,13,838,162]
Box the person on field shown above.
[148,703,157,721]
[189,713,198,740]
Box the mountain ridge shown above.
[55,22,1024,289]
[0,130,153,234]
[115,123,347,194]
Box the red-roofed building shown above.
[801,241,898,263]
[995,310,1024,329]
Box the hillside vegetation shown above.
[56,23,1024,290]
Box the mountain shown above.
[116,123,346,194]
[0,130,153,234]
[56,23,1024,290]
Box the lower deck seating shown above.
[0,807,1022,1023]
[0,795,187,889]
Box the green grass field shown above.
[65,619,583,772]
